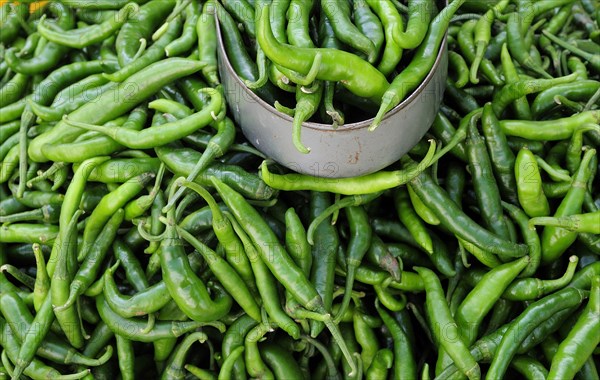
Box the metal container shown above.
[215,12,448,178]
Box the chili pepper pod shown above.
[103,262,171,319]
[197,0,220,87]
[372,0,468,130]
[541,148,597,264]
[466,112,512,246]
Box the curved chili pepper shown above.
[260,341,306,380]
[460,256,530,341]
[260,139,437,195]
[116,0,176,66]
[500,110,600,141]
[257,5,388,102]
[372,0,467,129]
[541,148,596,264]
[321,0,377,63]
[457,19,504,87]
[103,262,171,318]
[492,73,578,117]
[365,0,403,76]
[448,51,470,88]
[38,3,139,49]
[63,88,222,149]
[96,294,224,342]
[243,323,276,380]
[486,287,588,379]
[176,224,261,322]
[394,0,436,49]
[165,1,200,58]
[158,191,232,322]
[161,332,208,380]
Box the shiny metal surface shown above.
[215,11,448,178]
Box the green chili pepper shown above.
[115,0,176,66]
[460,256,530,341]
[158,189,232,322]
[353,0,384,58]
[365,0,404,76]
[515,147,551,217]
[197,1,220,87]
[394,0,436,49]
[486,286,588,379]
[176,224,261,322]
[541,148,596,264]
[96,294,224,343]
[63,88,222,149]
[372,0,467,129]
[161,331,208,380]
[260,342,305,380]
[492,72,578,117]
[58,209,125,311]
[320,0,377,63]
[260,140,438,195]
[103,262,171,318]
[500,110,600,141]
[457,19,504,87]
[38,3,139,49]
[79,172,153,260]
[334,205,372,324]
[415,266,481,380]
[394,187,433,254]
[257,5,388,103]
[466,112,511,242]
[165,1,200,58]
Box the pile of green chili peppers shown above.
[1,0,600,379]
